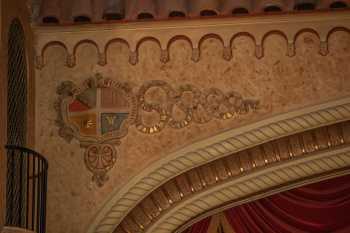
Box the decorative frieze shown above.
[55,74,259,186]
[34,11,350,69]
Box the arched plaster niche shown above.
[105,38,130,66]
[167,36,193,63]
[198,34,226,62]
[87,97,350,233]
[133,37,162,65]
[37,41,68,69]
[73,40,99,67]
[261,31,288,58]
[327,27,350,54]
[294,29,322,56]
[230,32,256,56]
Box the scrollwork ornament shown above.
[84,144,117,187]
[56,74,260,186]
[135,81,260,133]
[204,88,227,119]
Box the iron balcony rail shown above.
[5,145,48,233]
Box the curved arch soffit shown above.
[88,96,350,233]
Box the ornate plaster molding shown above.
[34,11,350,69]
[55,74,258,186]
[155,147,350,233]
[116,120,350,233]
[175,169,350,233]
[87,97,350,233]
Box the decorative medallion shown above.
[55,74,137,186]
[56,74,260,186]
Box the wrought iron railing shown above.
[5,145,48,233]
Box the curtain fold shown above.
[185,217,211,233]
[225,175,350,233]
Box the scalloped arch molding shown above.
[34,11,350,68]
[87,96,350,233]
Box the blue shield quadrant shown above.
[101,112,129,135]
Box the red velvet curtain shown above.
[225,175,350,233]
[184,217,211,233]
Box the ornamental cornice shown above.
[155,147,350,233]
[34,11,350,69]
[87,97,350,233]
[116,119,350,233]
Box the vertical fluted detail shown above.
[126,0,157,20]
[158,0,188,18]
[103,0,125,20]
[255,0,285,12]
[221,0,253,14]
[71,0,93,21]
[39,0,61,22]
[189,0,220,16]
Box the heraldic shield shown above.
[56,74,137,186]
[56,74,259,187]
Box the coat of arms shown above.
[56,74,137,186]
[56,74,260,186]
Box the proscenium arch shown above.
[175,165,350,233]
[172,148,350,233]
[87,97,350,233]
[118,120,350,233]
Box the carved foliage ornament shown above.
[55,74,260,186]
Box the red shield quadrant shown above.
[67,86,130,138]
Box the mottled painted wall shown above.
[35,30,350,233]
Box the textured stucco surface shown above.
[35,30,350,233]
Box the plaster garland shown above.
[33,11,350,69]
[87,97,350,233]
[56,75,259,186]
